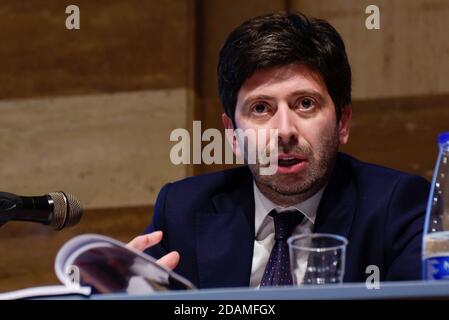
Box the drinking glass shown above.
[288,233,348,285]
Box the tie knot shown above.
[269,209,304,240]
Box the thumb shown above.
[157,251,180,270]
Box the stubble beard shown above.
[249,128,340,206]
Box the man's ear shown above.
[222,113,241,157]
[338,105,352,145]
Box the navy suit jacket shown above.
[144,153,430,288]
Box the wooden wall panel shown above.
[0,1,195,208]
[291,0,449,99]
[342,94,449,181]
[0,1,195,293]
[0,0,192,99]
[0,89,188,209]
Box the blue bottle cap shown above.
[438,132,449,145]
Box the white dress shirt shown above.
[249,181,326,287]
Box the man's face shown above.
[223,64,351,203]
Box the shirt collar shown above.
[253,180,326,234]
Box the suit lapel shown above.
[313,154,357,239]
[196,167,255,288]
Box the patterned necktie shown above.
[260,209,304,286]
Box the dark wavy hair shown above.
[217,11,352,122]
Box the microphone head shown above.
[48,192,83,230]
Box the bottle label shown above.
[423,256,449,280]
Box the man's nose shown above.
[272,104,299,145]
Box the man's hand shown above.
[127,231,180,270]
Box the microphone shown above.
[0,191,83,230]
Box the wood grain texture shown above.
[342,94,449,181]
[291,0,449,99]
[0,0,192,99]
[0,89,188,209]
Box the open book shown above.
[0,234,196,299]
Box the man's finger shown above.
[157,251,180,270]
[126,231,163,251]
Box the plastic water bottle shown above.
[423,132,449,280]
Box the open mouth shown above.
[278,157,302,167]
[276,155,307,174]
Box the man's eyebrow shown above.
[242,94,275,106]
[242,90,326,106]
[288,90,325,102]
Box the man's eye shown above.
[252,103,268,114]
[299,98,314,110]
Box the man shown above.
[128,12,429,288]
